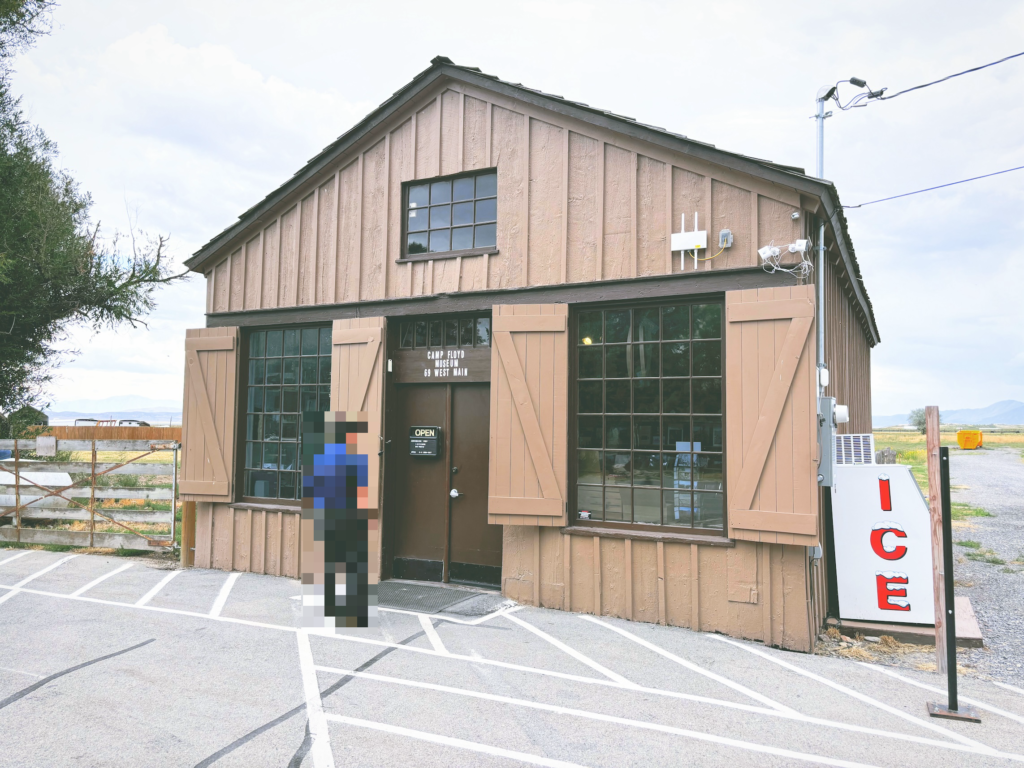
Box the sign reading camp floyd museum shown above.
[392,346,491,383]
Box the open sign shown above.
[409,426,440,457]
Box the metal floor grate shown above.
[378,581,480,614]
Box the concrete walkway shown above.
[1,551,1023,767]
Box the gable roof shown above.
[186,56,878,345]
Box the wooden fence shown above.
[0,438,179,552]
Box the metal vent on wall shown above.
[835,434,875,465]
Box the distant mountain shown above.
[46,410,181,426]
[873,400,1024,428]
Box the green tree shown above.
[908,407,941,434]
[0,1,187,436]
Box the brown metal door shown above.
[391,384,448,581]
[448,383,501,586]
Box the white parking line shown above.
[297,630,336,768]
[580,615,796,714]
[134,570,181,607]
[709,635,995,753]
[0,551,31,568]
[0,555,79,607]
[318,667,883,768]
[209,572,242,617]
[505,613,637,687]
[326,714,591,768]
[995,681,1024,698]
[71,563,134,597]
[379,603,521,625]
[861,663,1024,726]
[418,614,448,654]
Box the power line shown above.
[880,50,1024,101]
[843,165,1024,209]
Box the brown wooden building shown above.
[180,57,878,652]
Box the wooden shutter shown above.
[725,287,819,544]
[488,305,569,526]
[181,327,239,501]
[330,317,385,510]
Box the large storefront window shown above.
[574,303,724,531]
[244,327,332,501]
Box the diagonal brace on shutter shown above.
[492,330,562,503]
[333,328,382,411]
[730,314,813,513]
[184,337,233,493]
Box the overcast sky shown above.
[10,0,1024,416]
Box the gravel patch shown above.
[947,447,1024,685]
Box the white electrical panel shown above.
[670,214,706,252]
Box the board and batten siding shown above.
[204,82,809,312]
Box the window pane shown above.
[578,381,602,414]
[264,414,281,440]
[283,387,298,413]
[246,442,261,469]
[633,380,659,413]
[662,342,689,376]
[605,346,629,378]
[693,416,723,452]
[400,322,414,348]
[407,207,428,231]
[663,379,690,413]
[301,358,317,384]
[662,453,691,489]
[262,442,279,470]
[300,328,318,355]
[300,387,318,414]
[430,205,451,229]
[265,359,281,386]
[663,490,692,526]
[407,232,429,254]
[577,486,603,521]
[692,379,722,414]
[282,357,299,388]
[266,330,283,357]
[249,470,278,499]
[605,310,630,343]
[246,415,262,441]
[694,454,724,489]
[320,327,332,355]
[475,317,491,346]
[452,201,474,226]
[429,229,451,252]
[451,226,473,250]
[633,416,659,449]
[633,308,659,342]
[579,347,602,378]
[430,180,451,204]
[248,387,263,413]
[662,306,689,340]
[578,311,602,345]
[264,387,282,413]
[460,318,474,346]
[605,416,630,448]
[319,387,330,411]
[445,320,459,347]
[278,329,297,356]
[475,198,497,223]
[249,331,265,358]
[663,417,691,450]
[634,488,661,524]
[318,357,331,385]
[280,472,297,500]
[415,321,427,347]
[604,487,631,522]
[281,414,298,440]
[578,416,603,448]
[694,492,724,530]
[605,380,629,412]
[604,452,631,485]
[474,223,496,248]
[692,305,722,338]
[429,320,443,347]
[249,359,265,386]
[409,184,429,208]
[633,344,659,377]
[577,451,602,484]
[633,453,661,486]
[453,176,475,201]
[692,341,721,376]
[476,173,497,197]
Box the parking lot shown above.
[1,550,1023,767]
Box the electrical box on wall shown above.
[818,397,836,486]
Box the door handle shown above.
[450,488,463,498]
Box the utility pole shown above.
[814,86,833,400]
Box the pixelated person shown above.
[300,411,378,629]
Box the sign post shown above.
[927,446,981,722]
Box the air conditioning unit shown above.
[835,434,875,465]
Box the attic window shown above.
[403,170,497,260]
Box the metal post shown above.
[814,93,827,401]
[927,447,981,722]
[14,438,20,543]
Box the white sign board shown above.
[831,464,935,624]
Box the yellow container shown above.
[957,430,983,450]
